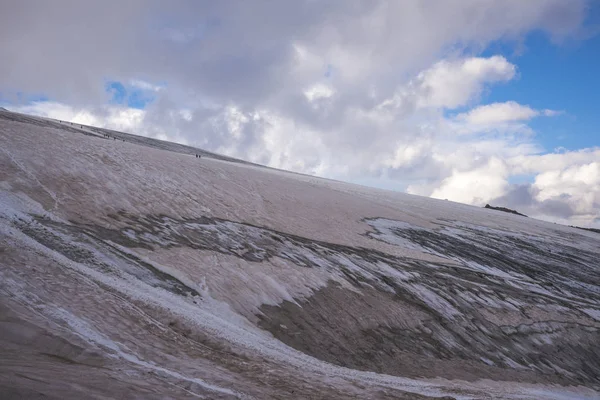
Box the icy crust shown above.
[339,217,600,384]
[0,211,470,400]
[365,217,600,308]
[42,306,241,398]
[86,212,424,291]
[4,199,599,399]
[4,192,600,396]
[2,110,600,398]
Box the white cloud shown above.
[8,101,145,134]
[304,83,335,102]
[454,101,562,126]
[430,157,509,205]
[377,56,518,117]
[456,101,542,124]
[509,148,600,176]
[129,79,163,92]
[179,109,193,121]
[415,56,516,109]
[542,109,563,117]
[534,162,599,206]
[490,160,600,227]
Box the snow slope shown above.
[1,109,599,399]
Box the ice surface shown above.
[1,110,599,399]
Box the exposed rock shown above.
[484,204,528,217]
[573,225,600,235]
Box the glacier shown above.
[1,109,599,399]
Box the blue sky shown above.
[105,80,161,109]
[481,6,600,152]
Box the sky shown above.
[1,0,599,228]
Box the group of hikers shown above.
[57,120,83,129]
[195,154,202,158]
[101,133,125,142]
[57,118,202,151]
[56,119,120,141]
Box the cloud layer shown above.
[1,0,598,227]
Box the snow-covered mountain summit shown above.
[1,109,599,399]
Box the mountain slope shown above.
[1,109,599,399]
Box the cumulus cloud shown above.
[415,56,516,109]
[12,102,145,133]
[509,148,600,176]
[430,157,510,205]
[533,162,600,224]
[129,80,164,92]
[0,0,587,105]
[489,161,600,227]
[455,101,558,125]
[1,0,598,227]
